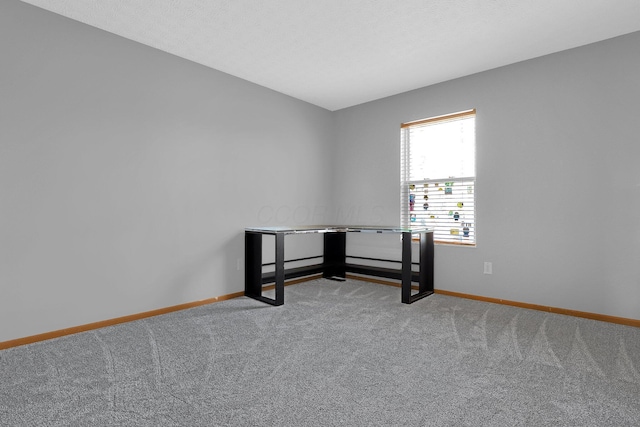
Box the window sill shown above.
[412,237,475,247]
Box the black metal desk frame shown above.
[245,226,433,305]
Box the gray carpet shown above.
[1,278,639,426]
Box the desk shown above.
[245,226,433,305]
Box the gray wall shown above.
[332,31,640,320]
[2,1,639,343]
[0,1,333,342]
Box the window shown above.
[401,109,476,245]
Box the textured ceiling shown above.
[19,0,640,111]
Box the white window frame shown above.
[400,109,476,246]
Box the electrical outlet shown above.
[483,262,493,275]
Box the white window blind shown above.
[401,110,476,245]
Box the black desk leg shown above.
[401,231,412,303]
[245,232,262,299]
[245,231,284,306]
[418,231,434,296]
[273,232,285,305]
[323,232,346,279]
[401,231,434,304]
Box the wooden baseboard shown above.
[433,289,640,328]
[0,290,243,350]
[345,274,418,289]
[4,274,636,350]
[0,274,325,351]
[0,275,325,350]
[346,274,640,328]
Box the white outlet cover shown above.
[484,262,493,274]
